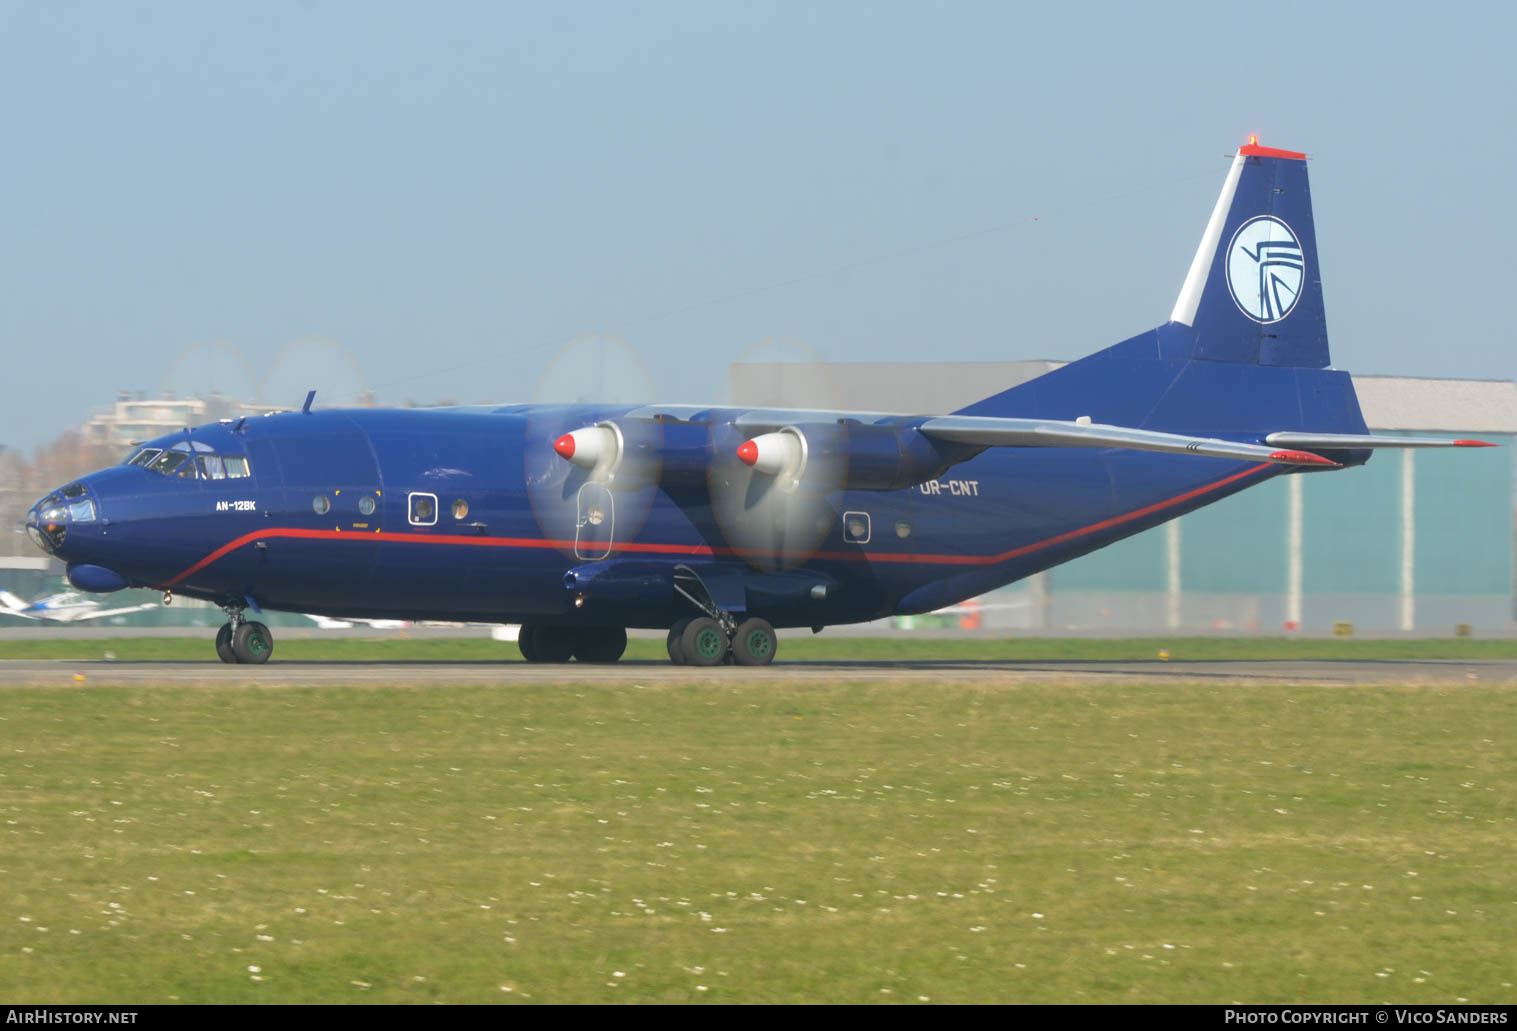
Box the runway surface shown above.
[4,657,1515,686]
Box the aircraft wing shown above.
[306,614,412,630]
[0,590,34,614]
[917,415,1342,466]
[58,603,158,622]
[559,408,1498,498]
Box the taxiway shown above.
[2,657,1514,687]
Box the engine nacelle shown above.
[554,419,713,488]
[735,422,969,492]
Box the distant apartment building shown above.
[79,393,259,451]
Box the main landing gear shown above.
[516,625,628,664]
[661,565,778,666]
[665,615,777,667]
[216,604,274,665]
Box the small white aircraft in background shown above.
[0,589,158,624]
[304,614,413,630]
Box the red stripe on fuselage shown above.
[158,464,1272,588]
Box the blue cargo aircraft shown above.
[25,140,1492,666]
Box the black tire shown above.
[573,626,627,663]
[680,616,727,667]
[532,626,575,663]
[731,617,777,666]
[517,624,540,663]
[215,623,238,664]
[232,621,273,665]
[666,618,693,665]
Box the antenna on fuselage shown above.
[302,390,316,414]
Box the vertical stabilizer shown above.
[1169,141,1329,368]
[959,140,1364,439]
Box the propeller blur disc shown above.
[525,335,660,560]
[711,338,847,572]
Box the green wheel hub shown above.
[693,626,725,661]
[743,628,773,660]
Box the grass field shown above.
[0,677,1513,1004]
[2,634,1516,662]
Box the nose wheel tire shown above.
[731,617,777,666]
[232,621,274,665]
[215,623,238,664]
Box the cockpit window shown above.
[126,448,162,468]
[139,449,251,480]
[148,451,190,477]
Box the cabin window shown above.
[894,520,912,539]
[451,499,469,520]
[197,455,227,480]
[843,511,871,544]
[358,495,376,516]
[312,495,331,516]
[223,456,250,479]
[408,492,438,526]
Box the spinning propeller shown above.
[524,335,662,560]
[705,339,849,572]
[530,335,854,573]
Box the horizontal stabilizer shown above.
[1264,432,1496,450]
[918,415,1339,467]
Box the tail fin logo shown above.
[1226,215,1305,323]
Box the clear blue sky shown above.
[3,0,1513,452]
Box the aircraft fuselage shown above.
[36,400,1287,630]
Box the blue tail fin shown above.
[1170,141,1328,367]
[959,140,1366,439]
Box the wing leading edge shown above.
[555,408,1498,489]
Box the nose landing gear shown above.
[216,604,274,665]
